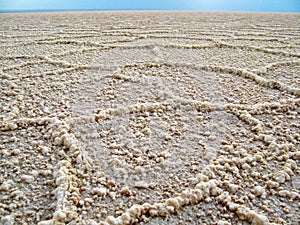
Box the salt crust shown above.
[0,11,299,225]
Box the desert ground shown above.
[0,11,299,225]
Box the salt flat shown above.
[0,11,299,225]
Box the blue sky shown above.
[0,0,299,12]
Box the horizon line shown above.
[1,8,299,13]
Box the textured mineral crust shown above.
[0,11,299,225]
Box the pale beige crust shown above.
[0,11,299,225]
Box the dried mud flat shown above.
[0,11,299,225]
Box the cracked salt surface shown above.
[0,11,299,225]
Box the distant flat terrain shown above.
[0,11,299,225]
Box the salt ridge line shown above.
[0,117,91,172]
[0,42,213,72]
[94,103,298,225]
[1,98,297,149]
[213,41,300,58]
[106,62,300,96]
[1,40,297,70]
[0,117,91,171]
[3,58,300,98]
[0,32,96,40]
[229,37,288,43]
[1,48,100,72]
[57,29,289,44]
[145,34,293,47]
[2,50,299,79]
[167,62,300,96]
[1,101,298,224]
[2,60,300,97]
[98,159,298,225]
[114,38,299,58]
[3,24,295,39]
[261,60,300,71]
[92,98,299,121]
[2,97,298,149]
[0,32,293,47]
[0,117,90,224]
[1,98,298,129]
[82,108,297,225]
[0,35,140,48]
[100,180,269,225]
[1,38,298,59]
[33,37,141,47]
[1,42,298,67]
[147,35,291,46]
[1,59,299,123]
[1,124,269,225]
[227,30,300,38]
[1,60,47,72]
[1,32,297,57]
